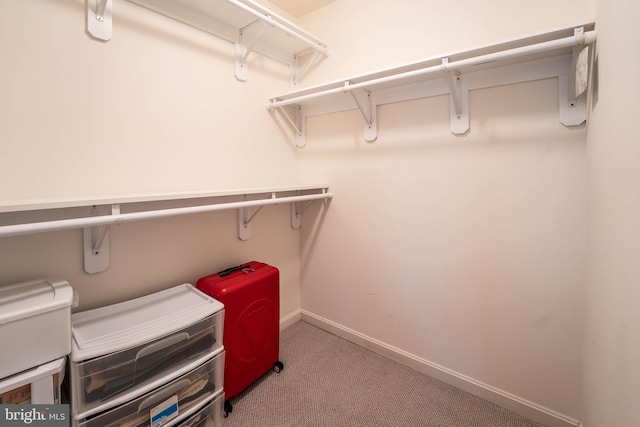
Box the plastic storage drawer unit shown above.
[0,278,75,379]
[0,357,66,404]
[74,350,224,427]
[70,284,224,417]
[174,392,224,427]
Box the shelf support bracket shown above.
[347,85,378,142]
[292,50,325,88]
[83,204,119,274]
[235,20,269,81]
[291,188,328,228]
[442,58,469,135]
[238,194,272,240]
[290,200,312,229]
[560,27,589,127]
[271,103,306,148]
[87,0,112,41]
[558,73,587,126]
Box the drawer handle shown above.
[138,378,191,411]
[136,332,190,359]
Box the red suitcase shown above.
[196,261,282,416]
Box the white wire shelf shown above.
[87,0,330,83]
[267,22,597,145]
[0,186,332,274]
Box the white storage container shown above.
[70,284,224,417]
[74,350,224,427]
[0,278,75,378]
[0,357,66,404]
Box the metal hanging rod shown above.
[268,29,597,109]
[0,191,332,239]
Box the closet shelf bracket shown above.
[237,193,271,241]
[442,58,470,135]
[87,0,112,41]
[269,104,306,148]
[235,20,269,81]
[347,85,378,142]
[83,204,120,274]
[292,50,326,87]
[290,200,312,229]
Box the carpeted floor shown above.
[222,321,543,427]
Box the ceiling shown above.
[266,0,336,18]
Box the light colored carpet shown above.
[222,321,544,427]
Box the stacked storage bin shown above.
[0,278,75,404]
[68,284,225,427]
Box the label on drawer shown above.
[150,395,179,427]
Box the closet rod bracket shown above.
[347,85,378,142]
[235,20,269,81]
[238,193,275,240]
[87,0,112,41]
[292,50,326,87]
[83,204,119,274]
[442,57,470,135]
[269,103,306,147]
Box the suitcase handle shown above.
[217,264,253,277]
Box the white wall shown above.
[296,0,594,424]
[6,0,637,425]
[582,0,640,425]
[0,0,302,314]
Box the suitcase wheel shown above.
[224,400,233,418]
[273,361,284,373]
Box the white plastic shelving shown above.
[267,22,597,146]
[87,0,329,83]
[0,186,332,274]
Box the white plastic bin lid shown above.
[71,283,223,361]
[0,278,75,326]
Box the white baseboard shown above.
[293,309,580,427]
[279,309,302,330]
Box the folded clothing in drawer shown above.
[70,284,224,416]
[74,350,224,427]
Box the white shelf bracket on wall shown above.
[560,27,591,126]
[290,195,323,229]
[348,85,378,142]
[87,0,112,41]
[271,104,306,147]
[442,57,470,135]
[237,194,270,240]
[235,20,269,81]
[292,50,326,88]
[83,204,119,274]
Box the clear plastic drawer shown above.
[75,351,224,427]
